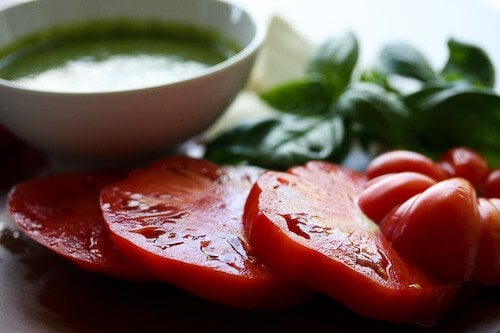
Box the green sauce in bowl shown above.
[0,19,240,93]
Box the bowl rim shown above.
[0,0,267,97]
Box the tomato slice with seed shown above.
[243,161,457,324]
[100,156,309,309]
[7,171,146,280]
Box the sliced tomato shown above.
[7,171,146,280]
[243,161,457,324]
[100,156,309,309]
[438,147,490,189]
[365,150,448,181]
[483,169,500,198]
[472,198,500,285]
[380,178,481,283]
[358,172,436,224]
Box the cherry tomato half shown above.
[380,178,481,283]
[438,147,490,189]
[472,198,500,285]
[365,151,448,181]
[358,172,436,224]
[483,169,500,198]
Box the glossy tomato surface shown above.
[363,148,499,286]
[243,161,457,324]
[438,147,490,189]
[380,178,481,283]
[100,156,309,309]
[365,151,448,181]
[358,172,436,224]
[7,171,146,280]
[484,169,500,198]
[473,198,500,285]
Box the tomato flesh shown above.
[243,161,456,324]
[7,171,146,280]
[100,156,309,309]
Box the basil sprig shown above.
[205,32,500,168]
[205,114,348,170]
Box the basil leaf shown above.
[205,114,348,169]
[404,86,500,167]
[335,83,411,148]
[374,42,436,82]
[404,84,498,111]
[359,69,391,90]
[440,38,495,88]
[260,78,331,115]
[307,31,359,99]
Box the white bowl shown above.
[0,0,264,160]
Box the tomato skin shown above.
[365,150,448,181]
[100,156,309,309]
[7,171,146,280]
[438,147,490,189]
[380,178,481,283]
[244,161,457,324]
[358,172,436,224]
[483,169,500,198]
[472,198,500,285]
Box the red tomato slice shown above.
[7,171,146,280]
[243,161,457,324]
[380,178,481,283]
[100,156,309,309]
[365,150,448,181]
[472,198,500,285]
[358,172,436,224]
[438,147,490,189]
[483,169,500,198]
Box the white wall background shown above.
[235,0,500,87]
